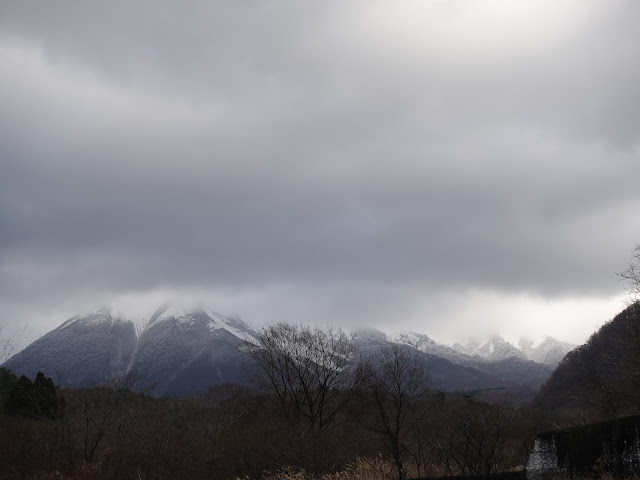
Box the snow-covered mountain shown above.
[3,308,137,387]
[452,335,526,362]
[452,335,574,367]
[520,336,576,367]
[383,331,556,394]
[131,305,257,395]
[3,307,571,399]
[392,331,474,365]
[3,306,257,396]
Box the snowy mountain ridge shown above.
[352,329,573,368]
[451,334,575,367]
[147,304,258,343]
[3,305,575,398]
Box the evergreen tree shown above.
[0,367,18,413]
[33,372,59,419]
[5,372,61,420]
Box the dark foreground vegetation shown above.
[1,313,639,480]
[3,302,640,480]
[0,323,557,480]
[1,365,549,480]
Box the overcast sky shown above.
[1,0,639,355]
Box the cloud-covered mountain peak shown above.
[146,304,257,342]
[473,335,526,361]
[350,327,388,343]
[148,303,201,326]
[393,331,437,347]
[526,336,576,366]
[451,333,574,367]
[57,307,129,331]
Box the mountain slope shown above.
[3,306,257,395]
[535,302,640,410]
[131,306,256,395]
[351,328,552,397]
[3,308,137,387]
[526,337,575,367]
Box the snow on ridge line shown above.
[146,305,258,343]
[56,304,257,342]
[204,308,256,342]
[58,307,127,332]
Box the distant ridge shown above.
[452,334,574,367]
[3,306,570,399]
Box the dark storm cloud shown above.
[1,0,640,343]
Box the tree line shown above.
[0,322,556,480]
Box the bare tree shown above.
[243,323,357,431]
[356,343,430,480]
[428,398,531,476]
[0,322,30,364]
[619,243,640,303]
[0,324,14,364]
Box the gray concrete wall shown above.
[525,415,640,478]
[525,436,558,479]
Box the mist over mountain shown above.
[3,305,575,399]
[451,334,574,367]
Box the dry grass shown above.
[322,457,396,480]
[253,457,396,480]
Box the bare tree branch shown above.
[242,323,356,431]
[357,343,430,480]
[618,243,640,304]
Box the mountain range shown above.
[2,305,575,398]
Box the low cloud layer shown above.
[1,1,639,352]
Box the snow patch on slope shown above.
[143,303,258,343]
[55,303,258,346]
[205,308,257,343]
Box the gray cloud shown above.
[1,0,639,347]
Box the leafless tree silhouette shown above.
[619,243,640,303]
[243,323,357,431]
[356,343,430,480]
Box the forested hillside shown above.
[536,302,640,419]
